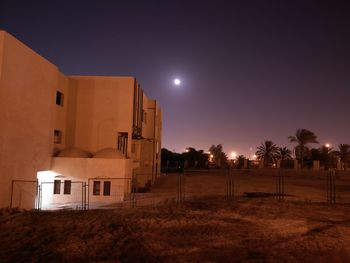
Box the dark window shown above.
[93,181,100,195]
[64,180,71,195]
[54,130,62,144]
[103,181,111,196]
[117,132,128,157]
[56,91,64,106]
[53,180,61,194]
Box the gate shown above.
[38,181,87,210]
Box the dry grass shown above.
[1,170,350,262]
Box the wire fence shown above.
[12,168,349,211]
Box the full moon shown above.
[174,78,181,85]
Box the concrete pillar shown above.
[294,159,299,169]
[313,160,320,170]
[184,160,188,169]
[259,159,264,168]
[276,160,281,169]
[244,159,248,169]
[337,160,343,170]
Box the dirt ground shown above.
[1,170,350,262]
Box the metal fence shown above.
[12,168,349,211]
[170,168,350,205]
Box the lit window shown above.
[64,180,71,195]
[53,180,61,194]
[56,91,64,106]
[93,181,100,195]
[103,181,111,196]
[54,130,62,144]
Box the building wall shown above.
[0,31,59,209]
[53,73,70,153]
[42,157,134,209]
[67,76,135,154]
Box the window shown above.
[117,132,128,157]
[93,181,100,195]
[64,180,71,195]
[103,181,111,196]
[54,130,62,144]
[56,91,64,106]
[53,180,61,194]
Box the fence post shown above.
[326,169,336,205]
[226,168,234,201]
[275,169,285,201]
[177,169,185,203]
[131,175,138,208]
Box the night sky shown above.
[2,1,350,157]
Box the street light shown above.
[230,152,237,159]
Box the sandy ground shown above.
[1,169,350,262]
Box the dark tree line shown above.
[161,147,210,170]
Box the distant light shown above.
[252,154,257,160]
[230,152,237,159]
[325,143,330,148]
[185,148,189,152]
[174,78,181,85]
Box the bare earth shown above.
[1,170,350,262]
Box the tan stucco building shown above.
[0,31,162,209]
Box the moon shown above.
[174,78,181,85]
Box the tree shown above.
[319,145,336,170]
[333,144,350,170]
[182,147,209,168]
[288,129,318,168]
[255,140,279,167]
[236,155,246,169]
[209,144,228,168]
[276,147,292,161]
[276,147,292,168]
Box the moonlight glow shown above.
[174,78,181,85]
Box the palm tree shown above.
[276,147,292,167]
[288,129,318,168]
[334,144,350,170]
[319,145,335,170]
[255,140,279,167]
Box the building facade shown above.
[0,31,162,209]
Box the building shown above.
[0,31,162,210]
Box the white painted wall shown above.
[37,157,133,209]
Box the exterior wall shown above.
[133,97,162,186]
[38,157,133,209]
[53,73,70,153]
[0,32,4,80]
[155,105,162,179]
[0,31,59,209]
[67,76,134,154]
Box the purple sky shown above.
[2,1,350,157]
